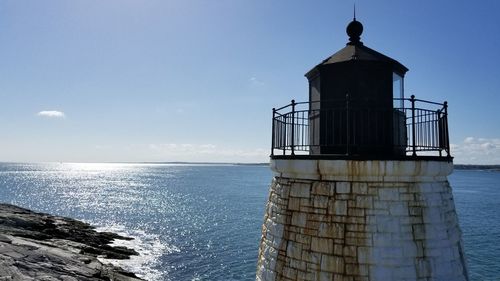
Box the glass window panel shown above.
[393,73,404,109]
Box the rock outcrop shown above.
[0,203,143,281]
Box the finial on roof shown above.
[346,8,363,45]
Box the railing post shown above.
[346,93,350,156]
[411,95,417,156]
[437,109,442,157]
[283,114,286,155]
[444,101,450,157]
[291,99,296,156]
[271,108,276,156]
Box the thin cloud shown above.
[149,143,268,162]
[451,137,500,164]
[249,76,264,86]
[37,110,66,118]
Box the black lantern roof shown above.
[270,17,451,160]
[306,18,409,78]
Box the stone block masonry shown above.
[256,160,469,281]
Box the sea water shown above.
[0,163,498,280]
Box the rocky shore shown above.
[0,203,143,280]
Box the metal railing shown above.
[271,95,450,159]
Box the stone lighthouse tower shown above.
[256,18,469,281]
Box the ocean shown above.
[0,163,498,280]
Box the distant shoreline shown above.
[0,161,270,166]
[1,162,499,171]
[453,164,500,171]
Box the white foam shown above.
[95,223,179,281]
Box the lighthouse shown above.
[256,18,469,281]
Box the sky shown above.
[0,0,499,164]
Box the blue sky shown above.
[0,0,499,164]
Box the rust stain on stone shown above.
[256,161,468,281]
